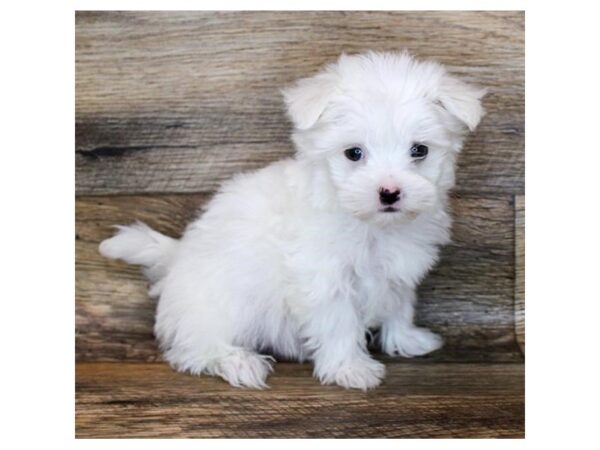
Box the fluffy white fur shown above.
[100,51,485,390]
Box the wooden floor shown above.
[76,362,524,438]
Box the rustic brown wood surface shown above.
[515,195,525,353]
[76,194,521,363]
[76,362,524,438]
[76,11,524,196]
[75,11,525,438]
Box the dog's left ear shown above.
[281,69,339,130]
[437,75,487,131]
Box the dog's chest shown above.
[349,230,437,324]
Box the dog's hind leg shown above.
[209,348,275,389]
[162,344,275,389]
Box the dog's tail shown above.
[99,221,178,285]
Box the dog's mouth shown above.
[380,206,399,213]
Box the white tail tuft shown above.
[99,221,178,283]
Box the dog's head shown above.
[283,51,485,226]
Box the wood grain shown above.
[76,362,524,438]
[515,195,525,353]
[76,194,522,363]
[76,11,524,196]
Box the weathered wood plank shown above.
[75,11,524,195]
[76,195,206,362]
[515,195,525,353]
[76,362,524,438]
[76,194,521,362]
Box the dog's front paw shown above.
[316,356,385,391]
[382,326,443,357]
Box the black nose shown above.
[379,188,401,205]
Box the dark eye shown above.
[410,144,429,160]
[344,147,364,162]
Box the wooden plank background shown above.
[76,194,520,362]
[76,11,525,363]
[76,362,524,438]
[76,11,524,196]
[515,195,525,353]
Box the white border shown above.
[5,0,600,448]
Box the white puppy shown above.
[100,51,485,390]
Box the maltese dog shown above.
[100,51,485,390]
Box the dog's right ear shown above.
[281,69,339,130]
[437,75,487,132]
